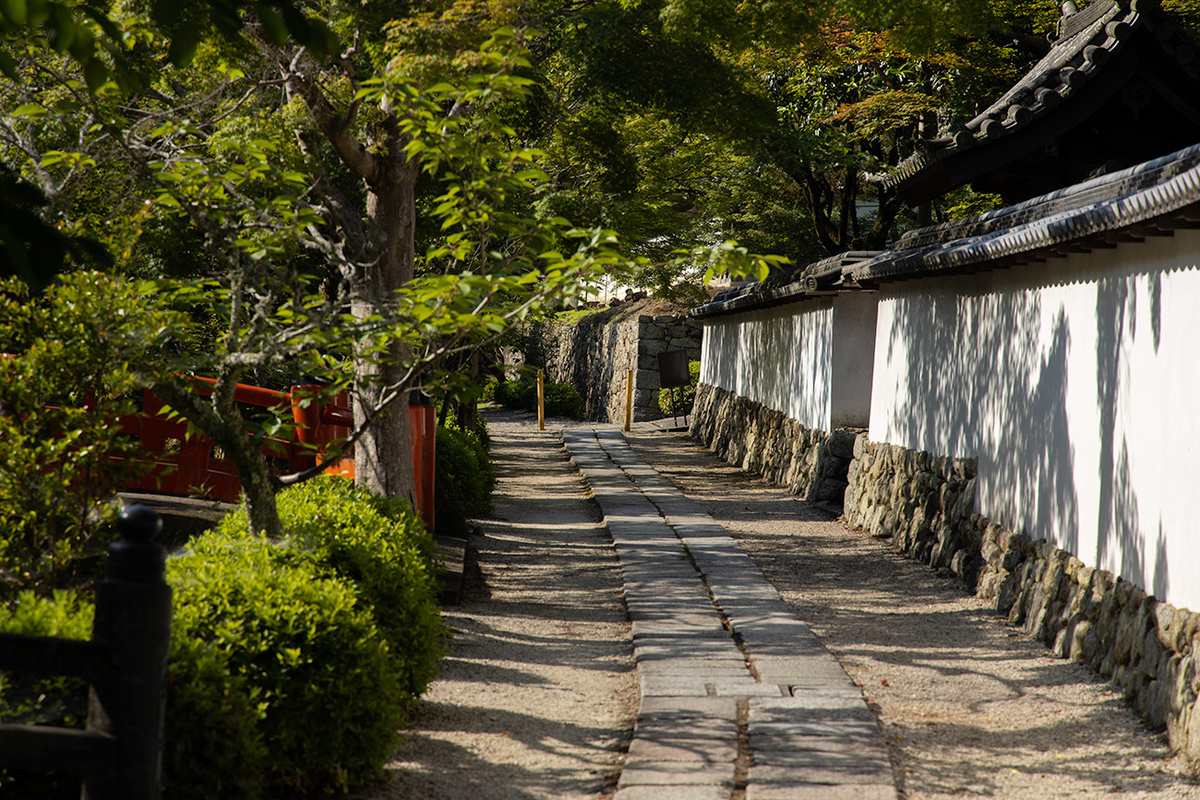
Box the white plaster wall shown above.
[869,229,1200,610]
[830,294,879,428]
[700,300,834,430]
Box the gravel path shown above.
[372,415,636,800]
[622,426,1200,800]
[370,414,1200,799]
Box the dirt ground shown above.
[623,426,1200,800]
[369,414,1200,799]
[372,416,637,800]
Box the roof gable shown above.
[885,0,1200,205]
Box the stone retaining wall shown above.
[689,383,857,504]
[691,381,1200,764]
[545,312,701,423]
[845,437,1200,764]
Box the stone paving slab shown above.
[627,736,739,764]
[563,428,897,800]
[615,786,731,800]
[746,784,898,800]
[618,762,737,788]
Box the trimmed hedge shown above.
[169,533,404,797]
[0,477,445,800]
[215,476,445,700]
[435,424,496,537]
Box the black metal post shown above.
[82,505,171,800]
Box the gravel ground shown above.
[368,413,1200,799]
[370,413,636,800]
[622,426,1200,800]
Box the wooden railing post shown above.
[82,505,172,800]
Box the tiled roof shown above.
[691,141,1200,318]
[882,0,1200,197]
[691,251,881,319]
[851,140,1200,283]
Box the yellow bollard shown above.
[537,369,545,431]
[624,369,633,432]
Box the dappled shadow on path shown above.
[624,428,1198,799]
[372,414,636,800]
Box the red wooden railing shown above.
[116,381,435,532]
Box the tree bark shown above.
[287,58,422,505]
[352,129,420,505]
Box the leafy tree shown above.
[0,272,179,597]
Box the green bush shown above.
[658,360,701,416]
[169,533,404,797]
[493,377,582,418]
[494,377,535,409]
[436,424,497,537]
[0,591,265,800]
[162,637,265,800]
[0,590,94,799]
[543,381,582,418]
[216,476,445,700]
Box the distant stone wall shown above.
[845,437,1200,764]
[545,312,701,423]
[689,383,857,504]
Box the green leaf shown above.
[82,58,106,92]
[11,103,48,117]
[167,28,199,67]
[254,3,288,46]
[0,0,27,26]
[0,49,17,81]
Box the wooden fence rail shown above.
[0,506,171,800]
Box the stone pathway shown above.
[564,428,897,800]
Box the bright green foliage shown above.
[0,590,93,799]
[435,424,496,537]
[0,272,178,598]
[169,534,404,797]
[215,476,445,700]
[162,636,266,800]
[0,591,265,800]
[658,360,700,417]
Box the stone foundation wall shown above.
[545,313,701,423]
[845,437,1200,764]
[689,383,857,504]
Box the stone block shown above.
[616,786,730,800]
[746,784,898,800]
[626,736,738,764]
[617,762,735,788]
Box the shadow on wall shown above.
[706,304,832,429]
[882,264,1171,599]
[1094,274,1169,601]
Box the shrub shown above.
[493,377,582,418]
[0,591,265,800]
[162,637,265,800]
[658,360,701,416]
[543,381,582,418]
[436,425,497,537]
[494,377,535,409]
[0,273,177,599]
[0,590,94,799]
[169,533,404,797]
[216,476,445,700]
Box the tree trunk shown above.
[352,141,419,505]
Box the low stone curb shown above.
[563,428,897,800]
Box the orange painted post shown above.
[408,395,436,534]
